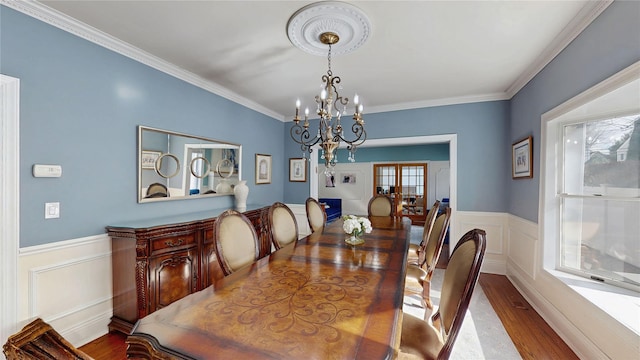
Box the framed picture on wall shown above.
[512,136,533,179]
[289,158,306,182]
[255,153,272,184]
[141,150,162,170]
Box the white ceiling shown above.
[25,1,609,121]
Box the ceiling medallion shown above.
[286,1,372,57]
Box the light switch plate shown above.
[45,202,60,219]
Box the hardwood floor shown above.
[79,270,578,360]
[479,274,578,360]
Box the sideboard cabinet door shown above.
[149,248,198,311]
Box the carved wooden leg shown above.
[422,280,433,320]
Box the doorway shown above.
[309,134,458,249]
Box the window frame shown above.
[541,61,640,293]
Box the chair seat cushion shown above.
[399,313,444,360]
[404,265,428,295]
[405,264,427,281]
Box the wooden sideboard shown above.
[105,205,271,335]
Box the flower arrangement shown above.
[342,215,372,245]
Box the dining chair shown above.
[3,317,94,360]
[145,182,168,198]
[305,197,326,233]
[399,228,486,360]
[214,209,260,275]
[407,200,441,264]
[404,207,452,311]
[268,202,299,250]
[367,194,393,216]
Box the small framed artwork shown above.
[325,173,336,187]
[141,150,162,170]
[342,174,356,184]
[255,153,272,184]
[289,158,306,182]
[512,136,533,179]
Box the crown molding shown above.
[1,0,282,121]
[505,0,613,97]
[364,92,510,116]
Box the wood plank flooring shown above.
[479,274,578,360]
[79,271,578,359]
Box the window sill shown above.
[547,269,640,335]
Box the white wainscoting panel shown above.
[18,234,113,347]
[454,211,508,274]
[507,214,538,279]
[318,163,372,216]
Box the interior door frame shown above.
[1,74,20,343]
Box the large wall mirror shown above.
[138,126,242,203]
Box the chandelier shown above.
[286,1,371,169]
[290,32,366,168]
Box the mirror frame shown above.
[138,126,242,203]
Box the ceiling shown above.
[29,0,606,121]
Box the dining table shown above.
[126,215,412,360]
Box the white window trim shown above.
[540,61,640,334]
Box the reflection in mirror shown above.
[138,126,242,203]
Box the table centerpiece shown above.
[342,215,372,245]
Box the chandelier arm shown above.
[335,124,366,144]
[290,124,322,148]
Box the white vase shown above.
[233,180,249,211]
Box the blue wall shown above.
[284,100,511,210]
[1,6,284,247]
[3,1,638,246]
[509,0,640,222]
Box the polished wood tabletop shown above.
[126,216,411,360]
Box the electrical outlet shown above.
[45,202,60,219]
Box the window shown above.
[558,115,639,291]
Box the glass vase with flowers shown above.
[342,215,372,245]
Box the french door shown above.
[373,163,427,224]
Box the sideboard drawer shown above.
[150,233,196,254]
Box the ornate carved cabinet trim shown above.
[106,206,270,335]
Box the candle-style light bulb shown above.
[295,99,300,117]
[358,104,364,114]
[320,89,327,100]
[304,107,309,118]
[353,94,359,105]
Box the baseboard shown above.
[60,310,112,347]
[481,258,506,275]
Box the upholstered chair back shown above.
[421,200,440,241]
[305,197,326,233]
[215,209,260,275]
[367,195,393,216]
[421,207,452,272]
[269,202,299,250]
[436,228,486,355]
